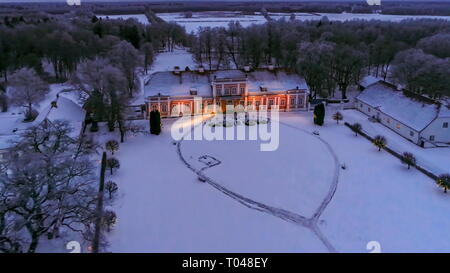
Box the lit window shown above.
[396,124,401,129]
[430,135,435,141]
[444,122,449,128]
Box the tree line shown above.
[0,10,190,126]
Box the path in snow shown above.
[176,120,340,252]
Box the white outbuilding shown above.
[355,81,450,148]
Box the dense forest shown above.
[0,9,190,124]
[191,18,450,99]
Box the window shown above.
[290,98,295,105]
[161,104,167,112]
[231,87,237,95]
[240,87,245,94]
[256,101,260,107]
[410,131,414,137]
[281,99,285,106]
[269,99,274,106]
[368,107,371,112]
[298,98,303,106]
[360,103,363,108]
[444,122,449,128]
[430,135,435,141]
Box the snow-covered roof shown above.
[360,75,382,88]
[357,82,441,131]
[247,70,309,93]
[213,70,246,80]
[33,96,85,138]
[145,71,212,98]
[34,96,85,125]
[438,105,450,118]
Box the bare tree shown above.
[373,135,387,151]
[108,41,142,97]
[8,68,49,121]
[105,181,118,200]
[401,152,416,170]
[0,121,99,253]
[72,58,129,131]
[106,158,120,175]
[105,140,119,155]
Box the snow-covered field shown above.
[97,14,150,25]
[105,109,450,252]
[270,12,450,22]
[157,11,267,34]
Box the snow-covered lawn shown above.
[0,83,81,150]
[105,109,450,252]
[105,119,326,252]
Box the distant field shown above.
[96,11,450,34]
[97,14,150,25]
[157,11,267,34]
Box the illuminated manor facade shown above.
[144,66,310,117]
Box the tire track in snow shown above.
[176,120,340,253]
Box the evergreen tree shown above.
[313,103,325,126]
[150,109,161,135]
